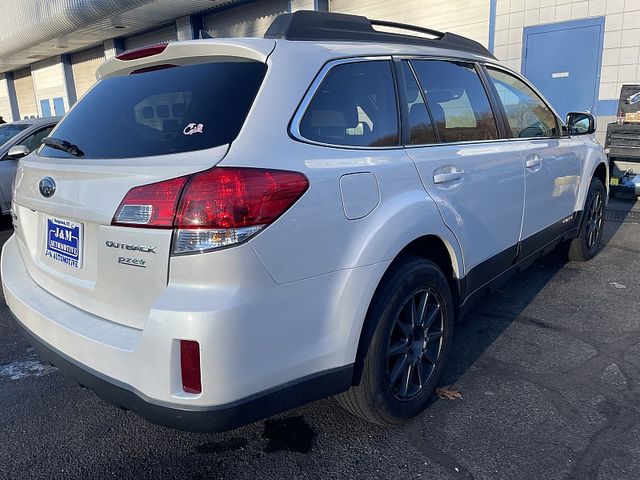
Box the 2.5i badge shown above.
[45,217,83,269]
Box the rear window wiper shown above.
[42,137,85,157]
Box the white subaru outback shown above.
[1,11,608,432]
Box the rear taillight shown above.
[112,168,308,254]
[180,340,201,394]
[113,176,188,228]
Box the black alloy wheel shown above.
[386,287,445,401]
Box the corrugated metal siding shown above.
[125,24,178,50]
[0,76,11,121]
[31,57,67,116]
[13,68,37,119]
[203,0,288,38]
[330,0,491,47]
[71,46,105,99]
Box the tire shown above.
[337,256,454,425]
[567,176,606,262]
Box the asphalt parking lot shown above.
[1,198,640,480]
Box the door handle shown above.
[433,170,464,184]
[525,155,542,171]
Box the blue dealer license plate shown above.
[45,217,83,268]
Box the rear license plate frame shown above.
[45,216,83,269]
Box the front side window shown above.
[411,60,499,143]
[22,126,54,153]
[299,61,399,147]
[486,67,559,138]
[40,60,267,159]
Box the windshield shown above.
[0,124,29,146]
[40,60,267,159]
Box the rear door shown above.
[402,59,525,294]
[12,57,268,330]
[484,66,582,255]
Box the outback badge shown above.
[39,177,56,198]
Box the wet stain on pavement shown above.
[262,416,316,453]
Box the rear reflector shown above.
[116,43,168,61]
[180,340,202,394]
[112,168,308,254]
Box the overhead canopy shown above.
[0,0,244,74]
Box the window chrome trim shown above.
[289,56,405,151]
[403,137,513,149]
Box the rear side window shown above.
[21,126,54,153]
[486,67,560,138]
[40,61,266,159]
[299,61,399,147]
[411,60,499,143]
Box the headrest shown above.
[172,103,185,117]
[428,90,454,103]
[156,105,170,118]
[142,106,154,119]
[309,91,359,128]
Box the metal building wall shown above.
[125,24,178,50]
[493,0,640,144]
[330,0,492,47]
[0,76,11,121]
[203,0,289,38]
[71,46,105,99]
[31,57,67,117]
[13,68,37,119]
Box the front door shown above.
[484,66,582,255]
[522,17,604,118]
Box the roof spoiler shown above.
[264,11,496,60]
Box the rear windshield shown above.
[40,60,267,159]
[0,124,29,146]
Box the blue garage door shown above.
[522,17,604,119]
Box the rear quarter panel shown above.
[219,45,463,283]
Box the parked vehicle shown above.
[0,117,59,214]
[605,84,640,198]
[1,11,608,432]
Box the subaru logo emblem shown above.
[39,177,56,198]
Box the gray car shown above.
[0,117,59,214]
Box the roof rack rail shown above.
[369,19,444,39]
[264,11,496,60]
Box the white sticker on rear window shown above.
[183,123,204,135]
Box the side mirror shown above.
[6,145,30,160]
[566,112,596,135]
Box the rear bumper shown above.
[13,316,351,432]
[1,232,381,430]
